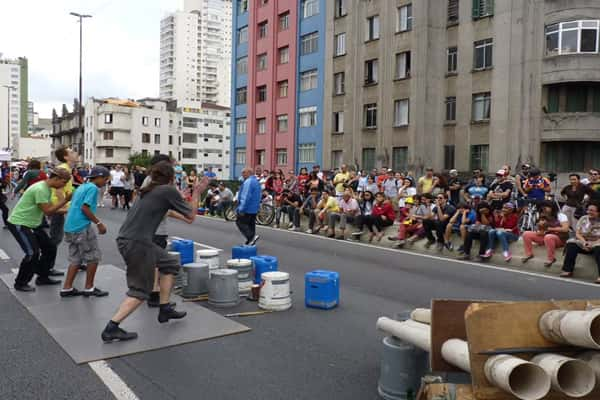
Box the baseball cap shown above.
[503,202,515,209]
[387,168,393,173]
[87,166,110,179]
[496,169,506,176]
[405,197,415,205]
[49,168,72,181]
[449,169,458,176]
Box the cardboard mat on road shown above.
[0,265,250,364]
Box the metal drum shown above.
[378,336,428,400]
[196,249,220,277]
[208,269,240,308]
[226,259,253,295]
[182,262,209,298]
[168,251,186,289]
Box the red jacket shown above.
[492,213,519,235]
[373,202,395,221]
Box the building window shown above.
[301,32,319,55]
[278,80,289,98]
[257,53,268,70]
[182,148,197,159]
[364,103,377,128]
[141,116,148,126]
[302,0,319,18]
[154,118,161,127]
[236,118,247,134]
[299,106,318,127]
[154,134,160,144]
[542,141,600,173]
[448,0,459,24]
[258,21,268,38]
[334,33,346,56]
[366,15,380,41]
[395,51,411,79]
[445,96,457,121]
[335,0,348,18]
[394,99,409,127]
[183,133,197,143]
[257,85,267,102]
[300,69,318,91]
[397,4,413,32]
[104,113,113,124]
[236,57,248,74]
[546,20,600,55]
[362,148,376,171]
[105,148,114,158]
[364,59,378,85]
[236,87,247,105]
[472,0,494,19]
[257,118,267,134]
[278,46,289,64]
[470,145,489,171]
[447,47,458,73]
[235,148,246,164]
[256,150,266,165]
[103,131,113,140]
[566,85,588,112]
[276,149,288,165]
[473,38,493,70]
[472,92,491,121]
[169,135,173,145]
[444,145,455,170]
[238,0,248,14]
[259,0,268,7]
[334,72,345,95]
[332,150,343,169]
[277,115,288,132]
[142,133,151,143]
[279,12,290,31]
[298,143,316,163]
[237,26,248,44]
[392,147,408,172]
[333,111,344,133]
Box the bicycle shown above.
[518,200,539,232]
[223,202,276,226]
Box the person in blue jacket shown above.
[236,167,261,245]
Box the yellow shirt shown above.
[334,172,350,193]
[418,176,434,194]
[51,162,73,208]
[324,197,340,212]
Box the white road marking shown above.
[197,215,600,288]
[170,235,222,252]
[88,360,140,400]
[0,249,10,260]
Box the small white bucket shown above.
[226,259,253,294]
[259,271,292,311]
[196,249,220,276]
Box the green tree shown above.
[128,152,152,169]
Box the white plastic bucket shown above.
[196,249,220,276]
[259,271,291,311]
[226,259,253,294]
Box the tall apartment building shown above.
[322,0,600,174]
[160,0,232,107]
[230,0,326,178]
[0,55,28,154]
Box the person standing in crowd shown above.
[357,170,369,194]
[101,161,207,342]
[236,167,261,246]
[464,175,489,205]
[121,166,135,210]
[284,170,299,194]
[447,169,462,206]
[417,167,438,195]
[187,169,198,191]
[7,169,72,292]
[560,173,592,231]
[204,166,217,180]
[585,168,600,201]
[109,164,125,209]
[560,202,600,282]
[333,164,350,198]
[13,160,47,195]
[299,187,321,234]
[523,167,551,202]
[382,169,398,200]
[60,167,111,298]
[297,167,310,199]
[312,164,323,180]
[305,171,324,194]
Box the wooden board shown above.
[464,300,600,400]
[417,383,475,400]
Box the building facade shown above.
[51,100,84,159]
[160,0,232,107]
[0,55,28,154]
[321,0,600,174]
[230,0,326,178]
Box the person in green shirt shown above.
[7,169,72,292]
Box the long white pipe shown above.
[410,308,431,325]
[376,317,430,351]
[539,309,600,349]
[531,353,596,398]
[441,339,471,372]
[578,351,600,382]
[484,355,551,400]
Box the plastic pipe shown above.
[441,339,471,372]
[578,351,600,382]
[539,309,600,349]
[376,317,430,352]
[410,308,431,325]
[531,353,596,398]
[484,355,551,400]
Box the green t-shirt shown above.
[8,181,51,228]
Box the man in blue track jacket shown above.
[236,167,261,245]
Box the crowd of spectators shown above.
[234,164,600,283]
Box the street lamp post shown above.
[1,85,16,151]
[70,12,92,154]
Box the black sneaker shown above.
[158,305,187,323]
[14,283,36,292]
[35,277,62,286]
[83,288,109,297]
[101,326,138,343]
[249,235,260,246]
[148,298,176,308]
[60,288,84,297]
[48,269,65,277]
[445,241,454,251]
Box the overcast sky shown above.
[0,0,182,118]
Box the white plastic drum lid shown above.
[212,268,237,276]
[227,258,252,267]
[197,249,219,257]
[262,271,289,281]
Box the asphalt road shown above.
[0,205,599,400]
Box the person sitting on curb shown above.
[459,201,493,261]
[365,192,395,242]
[559,202,600,282]
[314,190,339,234]
[327,189,360,240]
[275,189,302,231]
[300,187,321,234]
[443,202,476,254]
[521,201,570,267]
[350,190,375,240]
[388,196,424,248]
[482,202,519,262]
[423,193,456,252]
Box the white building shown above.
[160,0,232,107]
[0,55,28,155]
[84,98,182,166]
[181,102,231,179]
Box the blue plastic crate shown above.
[305,270,339,310]
[250,255,278,284]
[232,245,257,260]
[171,239,195,265]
